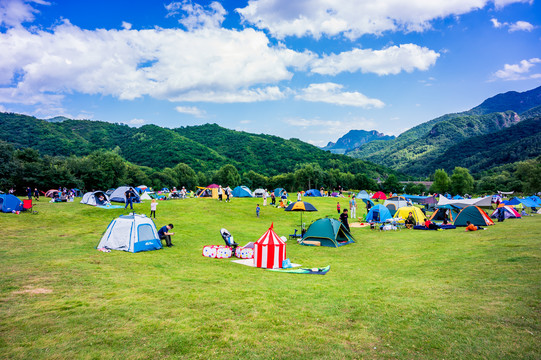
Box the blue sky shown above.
[0,0,540,146]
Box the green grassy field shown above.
[1,197,540,359]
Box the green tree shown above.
[0,141,15,190]
[450,167,474,195]
[382,174,401,193]
[294,163,324,190]
[516,156,541,194]
[431,169,451,194]
[213,164,241,187]
[242,170,268,189]
[173,163,197,189]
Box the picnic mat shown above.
[231,259,301,268]
[96,205,125,209]
[267,265,331,275]
[350,222,370,228]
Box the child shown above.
[256,204,260,218]
[150,199,157,218]
[337,202,340,214]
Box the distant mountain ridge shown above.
[346,85,541,176]
[322,129,395,154]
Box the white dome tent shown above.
[80,191,110,206]
[97,214,162,253]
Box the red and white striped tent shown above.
[254,223,286,269]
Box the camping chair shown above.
[22,199,38,214]
[289,229,302,240]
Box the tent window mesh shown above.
[137,224,155,242]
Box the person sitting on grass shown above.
[158,224,175,247]
[465,220,484,231]
[404,211,415,229]
[424,218,441,230]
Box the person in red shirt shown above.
[424,218,441,230]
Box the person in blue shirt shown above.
[158,224,175,247]
[256,204,260,218]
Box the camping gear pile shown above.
[202,228,254,260]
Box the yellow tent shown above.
[394,206,426,225]
[196,187,218,199]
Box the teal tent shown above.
[454,206,494,227]
[300,218,355,247]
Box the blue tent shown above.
[453,195,464,200]
[305,189,322,197]
[528,195,541,205]
[274,188,286,197]
[356,190,370,200]
[0,194,23,213]
[512,197,538,208]
[232,186,253,198]
[365,204,392,223]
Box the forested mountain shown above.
[347,86,541,176]
[0,112,395,179]
[321,130,395,154]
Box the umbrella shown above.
[284,201,318,227]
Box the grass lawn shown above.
[1,196,540,359]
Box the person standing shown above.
[225,186,231,202]
[150,199,157,219]
[340,209,350,232]
[26,186,32,200]
[263,190,267,206]
[337,202,341,214]
[366,200,372,213]
[297,191,302,201]
[125,189,133,210]
[158,224,175,247]
[270,191,276,206]
[218,185,223,201]
[349,196,356,219]
[33,187,39,201]
[256,204,260,218]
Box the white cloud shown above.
[508,20,534,32]
[493,0,533,9]
[493,58,541,80]
[491,18,535,32]
[295,83,384,108]
[0,0,49,28]
[310,44,439,76]
[122,21,132,30]
[124,118,146,126]
[175,105,206,117]
[0,20,313,105]
[237,0,531,40]
[239,120,252,124]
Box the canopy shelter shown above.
[437,195,492,208]
[284,200,318,227]
[300,218,355,247]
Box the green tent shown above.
[300,218,355,247]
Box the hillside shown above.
[347,85,541,176]
[0,112,395,179]
[321,130,395,154]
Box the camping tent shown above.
[45,189,59,198]
[97,214,162,252]
[511,197,538,208]
[365,204,392,223]
[140,192,153,201]
[454,206,494,227]
[80,191,110,206]
[384,196,409,215]
[207,184,219,189]
[109,186,141,203]
[527,195,541,205]
[490,206,521,219]
[232,186,253,198]
[371,191,387,200]
[300,218,355,247]
[274,188,287,197]
[356,190,370,200]
[105,188,115,197]
[430,205,460,222]
[453,195,464,200]
[304,189,322,197]
[196,187,218,199]
[437,195,492,208]
[253,189,266,197]
[254,223,286,269]
[393,206,426,225]
[0,194,23,213]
